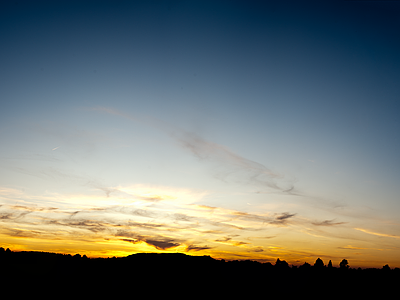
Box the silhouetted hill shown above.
[1,247,398,296]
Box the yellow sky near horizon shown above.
[1,184,399,269]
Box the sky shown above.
[1,0,400,268]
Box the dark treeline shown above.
[1,247,398,295]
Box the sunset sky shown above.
[1,0,400,268]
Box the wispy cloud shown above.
[185,244,213,252]
[214,236,249,247]
[312,219,347,226]
[4,228,44,238]
[230,211,296,227]
[91,106,294,192]
[0,187,302,258]
[270,212,296,225]
[2,164,119,198]
[117,230,182,250]
[144,238,181,250]
[337,245,369,250]
[354,228,400,239]
[1,188,397,266]
[121,238,181,250]
[172,131,294,191]
[47,219,113,233]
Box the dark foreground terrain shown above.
[1,247,398,296]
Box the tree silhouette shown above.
[314,258,324,268]
[327,260,333,268]
[299,262,311,270]
[382,264,390,271]
[2,247,400,293]
[339,259,349,269]
[275,258,289,269]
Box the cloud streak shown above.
[91,106,294,191]
[117,230,182,250]
[121,238,181,250]
[354,228,400,239]
[270,213,297,225]
[3,177,395,266]
[231,211,296,226]
[173,131,293,191]
[312,219,347,226]
[0,192,300,256]
[185,244,213,252]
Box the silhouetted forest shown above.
[1,247,398,295]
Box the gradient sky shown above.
[1,0,400,268]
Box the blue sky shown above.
[1,0,400,267]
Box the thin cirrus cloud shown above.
[172,131,293,191]
[185,244,213,252]
[311,219,348,226]
[119,237,181,251]
[0,187,300,253]
[3,185,393,266]
[354,228,400,239]
[1,162,119,199]
[90,106,294,192]
[231,211,296,226]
